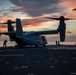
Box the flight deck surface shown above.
[0,45,76,75]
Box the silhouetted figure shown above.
[3,40,8,48]
[56,41,57,46]
[58,41,60,46]
[75,43,76,46]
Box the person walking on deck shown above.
[3,40,8,48]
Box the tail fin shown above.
[16,18,23,38]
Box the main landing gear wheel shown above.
[43,44,46,47]
[35,45,38,48]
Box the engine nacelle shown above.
[58,21,66,42]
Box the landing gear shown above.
[15,45,24,48]
[43,44,46,47]
[35,45,38,48]
[34,44,46,47]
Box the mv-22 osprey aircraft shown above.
[0,16,73,47]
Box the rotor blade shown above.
[64,18,76,20]
[45,17,76,20]
[0,22,7,24]
[0,21,16,24]
[45,17,60,20]
[72,8,76,11]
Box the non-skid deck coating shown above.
[0,46,76,75]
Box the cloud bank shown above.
[10,0,65,17]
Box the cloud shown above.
[9,0,65,17]
[9,0,76,18]
[17,17,51,30]
[10,0,60,8]
[61,0,76,9]
[0,16,15,31]
[0,0,8,5]
[1,0,76,31]
[0,16,52,31]
[21,17,50,25]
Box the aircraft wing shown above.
[0,30,58,36]
[35,30,58,35]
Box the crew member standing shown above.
[3,40,8,48]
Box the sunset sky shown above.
[0,0,76,45]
